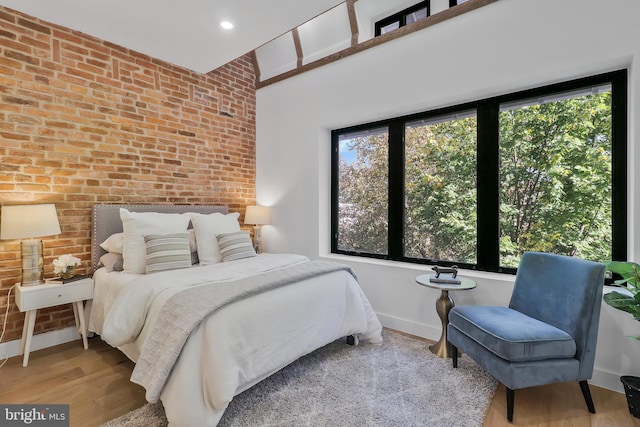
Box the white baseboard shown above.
[375,311,624,394]
[591,366,625,393]
[376,312,440,341]
[0,326,80,360]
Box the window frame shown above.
[374,1,430,37]
[331,70,628,274]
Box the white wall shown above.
[256,0,640,392]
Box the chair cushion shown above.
[449,306,576,362]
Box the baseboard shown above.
[591,366,625,393]
[376,312,440,342]
[0,326,79,360]
[375,311,624,395]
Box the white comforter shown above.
[89,254,383,426]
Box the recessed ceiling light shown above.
[220,21,234,30]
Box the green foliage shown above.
[338,130,388,254]
[337,91,613,267]
[603,261,640,340]
[499,93,612,267]
[404,116,477,262]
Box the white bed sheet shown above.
[88,254,383,426]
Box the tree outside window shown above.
[499,88,613,267]
[331,71,626,273]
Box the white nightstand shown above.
[15,277,94,367]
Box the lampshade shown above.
[244,205,271,225]
[1,204,62,285]
[1,204,61,239]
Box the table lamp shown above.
[244,205,270,254]
[1,204,61,286]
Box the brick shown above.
[2,95,37,106]
[17,17,51,35]
[45,121,76,129]
[5,49,38,65]
[19,35,50,51]
[0,6,256,340]
[0,28,16,40]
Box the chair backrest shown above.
[509,252,605,379]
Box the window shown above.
[331,70,627,273]
[404,111,477,264]
[336,127,389,255]
[375,2,430,37]
[498,85,616,268]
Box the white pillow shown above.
[188,229,199,264]
[100,232,124,254]
[188,229,197,253]
[191,212,241,265]
[99,252,124,272]
[120,208,192,274]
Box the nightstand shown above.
[15,277,94,367]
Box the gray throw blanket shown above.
[130,260,356,402]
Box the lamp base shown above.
[253,225,263,254]
[21,239,44,286]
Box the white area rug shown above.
[103,329,497,426]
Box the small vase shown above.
[60,266,75,279]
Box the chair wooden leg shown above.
[579,380,596,413]
[452,345,458,368]
[506,387,514,422]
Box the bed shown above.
[87,204,383,426]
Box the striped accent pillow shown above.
[217,231,256,262]
[144,233,192,273]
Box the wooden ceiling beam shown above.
[249,50,261,86]
[346,0,359,48]
[256,0,498,89]
[292,28,304,68]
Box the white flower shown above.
[52,254,82,274]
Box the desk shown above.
[415,274,476,358]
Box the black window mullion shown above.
[476,103,500,271]
[330,132,340,254]
[375,1,429,37]
[388,121,405,259]
[611,70,628,261]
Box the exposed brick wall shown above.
[0,6,256,342]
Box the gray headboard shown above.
[91,204,228,272]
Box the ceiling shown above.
[254,0,436,82]
[0,0,344,73]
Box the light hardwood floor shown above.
[1,336,639,427]
[0,338,146,426]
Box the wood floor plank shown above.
[0,338,147,427]
[483,383,640,426]
[1,334,640,426]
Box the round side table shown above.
[415,274,477,358]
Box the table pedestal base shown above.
[429,290,454,358]
[415,274,476,359]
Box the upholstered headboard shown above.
[91,204,228,272]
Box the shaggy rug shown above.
[102,329,497,427]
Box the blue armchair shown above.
[447,252,605,422]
